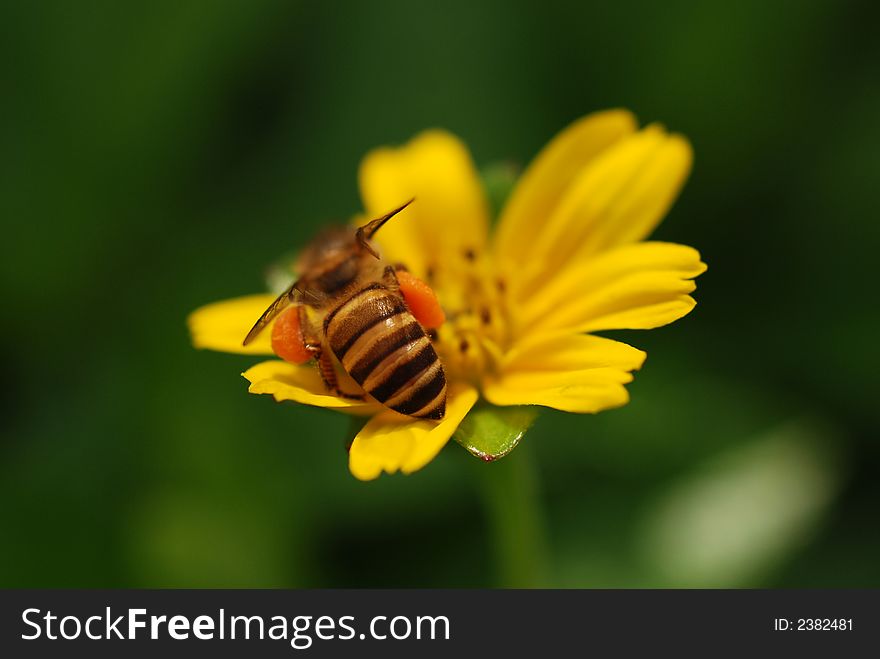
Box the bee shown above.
[243,200,447,420]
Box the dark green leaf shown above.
[454,403,539,461]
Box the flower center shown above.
[426,247,510,385]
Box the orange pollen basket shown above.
[271,306,312,364]
[396,271,446,329]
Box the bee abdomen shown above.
[381,359,447,420]
[366,343,446,419]
[324,284,407,355]
[325,285,446,419]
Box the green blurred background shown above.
[2,0,878,587]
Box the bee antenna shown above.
[356,198,415,258]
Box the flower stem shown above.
[475,444,550,587]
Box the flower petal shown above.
[511,125,692,293]
[494,109,636,267]
[358,130,490,278]
[517,242,706,334]
[483,334,646,413]
[243,360,379,413]
[188,294,278,355]
[348,384,479,480]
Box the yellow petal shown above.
[517,242,706,334]
[358,130,490,278]
[188,294,278,355]
[512,125,692,293]
[243,360,379,413]
[348,384,479,480]
[494,109,636,267]
[484,334,645,413]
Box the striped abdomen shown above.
[324,284,446,420]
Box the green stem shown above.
[475,444,550,587]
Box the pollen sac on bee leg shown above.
[271,306,313,364]
[396,270,446,330]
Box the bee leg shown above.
[392,262,409,273]
[297,307,363,400]
[382,265,401,293]
[313,346,364,401]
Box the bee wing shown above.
[242,281,303,346]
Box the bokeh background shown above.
[2,0,878,587]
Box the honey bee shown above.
[243,200,447,420]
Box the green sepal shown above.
[453,403,539,462]
[480,162,520,222]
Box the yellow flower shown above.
[188,109,706,480]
